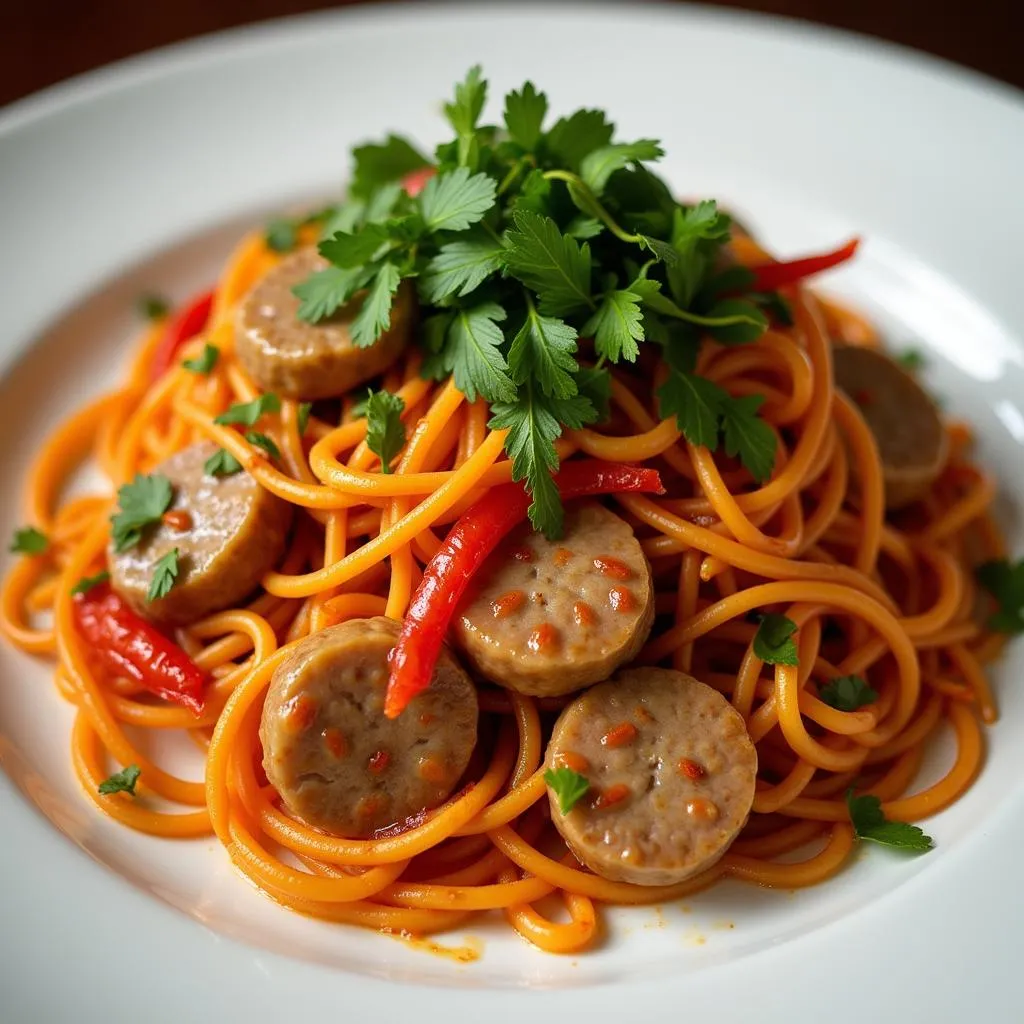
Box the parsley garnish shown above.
[544,766,590,814]
[296,66,789,536]
[297,402,313,436]
[265,218,298,253]
[364,389,406,474]
[976,559,1024,634]
[71,570,110,596]
[214,393,281,427]
[818,674,878,711]
[753,613,799,665]
[204,448,242,477]
[9,526,48,555]
[110,474,173,552]
[183,343,219,374]
[897,348,925,372]
[147,548,180,601]
[99,764,141,796]
[846,792,933,853]
[138,295,169,320]
[245,431,281,461]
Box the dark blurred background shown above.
[1,0,1020,107]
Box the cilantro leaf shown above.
[705,299,769,344]
[666,201,731,306]
[580,139,664,195]
[444,65,487,137]
[147,548,180,602]
[846,792,933,853]
[897,349,926,371]
[976,559,1024,634]
[9,526,48,555]
[753,613,799,665]
[656,369,728,448]
[419,232,503,304]
[138,294,169,320]
[544,109,614,171]
[419,167,497,233]
[818,675,878,712]
[245,431,281,461]
[544,766,590,814]
[264,218,297,253]
[351,134,430,199]
[204,448,242,477]
[214,393,281,427]
[503,210,593,317]
[71,570,110,596]
[504,81,547,150]
[438,303,515,404]
[721,394,777,483]
[507,307,579,399]
[365,389,407,474]
[350,263,402,348]
[98,764,141,797]
[293,265,372,323]
[110,474,173,552]
[183,343,219,374]
[582,289,645,363]
[297,402,312,436]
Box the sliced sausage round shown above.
[260,616,478,838]
[234,248,414,401]
[108,441,292,626]
[546,667,757,886]
[833,344,948,508]
[452,503,655,697]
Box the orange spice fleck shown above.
[593,555,632,580]
[608,586,636,613]
[635,705,654,724]
[602,722,639,748]
[553,547,574,567]
[594,783,631,810]
[527,623,559,653]
[357,794,387,821]
[417,756,448,784]
[572,600,596,627]
[686,798,719,821]
[285,694,317,732]
[162,509,192,531]
[679,758,706,781]
[557,751,591,773]
[323,727,348,759]
[368,750,391,775]
[491,590,526,618]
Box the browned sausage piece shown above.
[452,503,655,697]
[108,441,292,626]
[260,617,478,838]
[833,345,948,508]
[546,668,757,885]
[235,248,414,400]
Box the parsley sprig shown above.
[292,67,781,536]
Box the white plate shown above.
[2,5,1023,1021]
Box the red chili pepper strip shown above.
[400,166,436,198]
[149,288,215,381]
[748,237,860,293]
[72,584,206,715]
[384,461,664,718]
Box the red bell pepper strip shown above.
[149,288,215,381]
[384,461,665,718]
[748,237,860,293]
[400,166,436,198]
[72,583,206,715]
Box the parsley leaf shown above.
[818,675,878,711]
[544,109,614,171]
[580,139,664,194]
[264,218,297,253]
[721,394,777,483]
[503,81,547,150]
[98,764,141,797]
[9,526,48,555]
[71,570,110,596]
[365,389,406,474]
[350,263,402,348]
[319,224,391,268]
[214,393,281,427]
[666,201,731,306]
[976,559,1024,634]
[544,766,590,814]
[897,348,926,371]
[147,548,180,602]
[297,402,313,436]
[138,294,169,320]
[657,370,728,448]
[438,303,515,404]
[110,474,173,552]
[293,265,373,323]
[753,613,799,665]
[575,365,611,421]
[204,448,242,477]
[183,343,219,374]
[419,232,503,304]
[419,167,497,233]
[503,210,593,317]
[507,306,579,399]
[582,289,645,363]
[705,299,769,344]
[846,792,933,853]
[351,134,430,199]
[444,65,487,138]
[245,431,280,461]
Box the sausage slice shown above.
[546,668,757,885]
[453,503,655,697]
[260,617,478,838]
[108,441,292,626]
[234,248,413,400]
[833,345,948,508]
